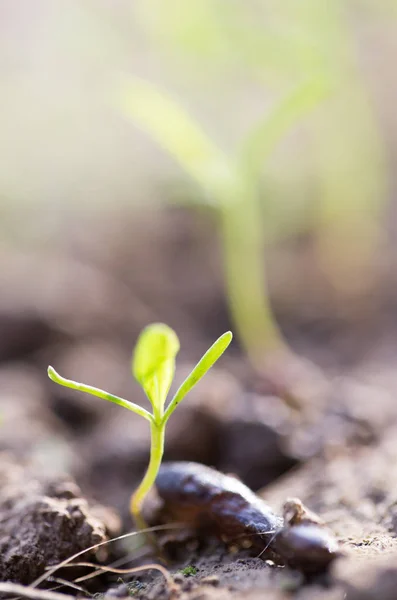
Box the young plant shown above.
[47,323,232,528]
[117,76,328,369]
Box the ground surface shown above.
[1,208,397,599]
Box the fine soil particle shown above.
[0,454,119,584]
[129,543,343,600]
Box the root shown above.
[31,523,182,589]
[0,583,75,600]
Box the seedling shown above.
[118,76,328,368]
[48,323,232,528]
[180,565,198,577]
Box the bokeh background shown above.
[1,0,397,521]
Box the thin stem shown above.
[152,373,163,423]
[130,421,165,527]
[220,197,287,366]
[71,561,175,589]
[48,366,153,423]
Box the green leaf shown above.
[117,77,235,205]
[47,366,153,422]
[164,331,232,421]
[132,323,180,412]
[239,76,330,180]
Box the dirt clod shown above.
[0,454,118,584]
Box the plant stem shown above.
[130,421,165,528]
[220,197,287,367]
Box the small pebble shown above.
[104,584,130,597]
[200,575,220,587]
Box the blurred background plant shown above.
[118,0,389,383]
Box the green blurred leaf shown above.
[134,0,327,83]
[164,331,232,420]
[118,77,235,204]
[133,323,180,411]
[240,76,330,179]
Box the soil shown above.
[0,454,119,584]
[1,208,397,599]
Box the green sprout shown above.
[180,565,198,577]
[47,323,232,528]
